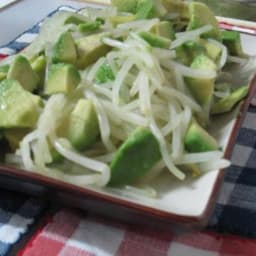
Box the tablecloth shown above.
[0,5,256,256]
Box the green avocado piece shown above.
[31,55,46,89]
[199,39,222,63]
[45,63,81,95]
[68,99,99,151]
[64,14,89,25]
[95,63,115,84]
[221,30,244,57]
[139,31,171,48]
[4,128,31,151]
[110,15,136,27]
[211,86,248,115]
[187,2,221,40]
[111,0,138,12]
[151,21,175,40]
[7,55,38,92]
[184,119,218,153]
[185,54,216,105]
[0,79,40,128]
[136,0,154,19]
[52,31,77,64]
[78,21,102,33]
[0,65,9,82]
[109,127,161,186]
[76,33,112,69]
[162,0,189,20]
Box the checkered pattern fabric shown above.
[1,5,256,256]
[19,209,256,256]
[0,190,45,256]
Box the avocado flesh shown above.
[68,99,99,151]
[110,15,136,27]
[7,55,38,92]
[199,39,221,63]
[0,79,40,128]
[211,86,248,115]
[31,55,46,89]
[139,31,171,48]
[4,128,31,151]
[185,54,216,105]
[184,120,218,153]
[52,31,77,64]
[221,30,244,57]
[44,63,81,95]
[109,127,161,186]
[151,21,175,40]
[187,2,221,40]
[75,33,112,69]
[0,65,9,82]
[162,0,189,20]
[111,0,137,12]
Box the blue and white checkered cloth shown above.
[0,7,256,256]
[0,190,46,255]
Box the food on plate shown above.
[0,0,252,195]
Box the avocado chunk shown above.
[64,14,89,25]
[0,79,41,128]
[184,119,218,153]
[139,31,171,48]
[4,128,31,151]
[31,55,46,88]
[68,99,99,151]
[44,63,81,95]
[52,31,77,64]
[7,55,38,92]
[78,21,102,33]
[136,0,154,19]
[162,0,189,20]
[186,54,217,105]
[211,86,248,115]
[151,21,175,40]
[111,0,137,12]
[0,65,9,82]
[187,2,221,40]
[221,30,244,57]
[110,15,136,27]
[109,127,161,186]
[95,63,115,84]
[76,33,112,69]
[199,39,222,63]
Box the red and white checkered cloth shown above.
[19,209,256,256]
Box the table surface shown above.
[1,1,256,255]
[0,0,87,46]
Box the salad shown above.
[0,0,253,195]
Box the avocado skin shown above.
[109,127,161,186]
[221,30,244,57]
[44,63,81,95]
[7,55,38,92]
[211,86,248,115]
[68,99,99,151]
[184,120,218,153]
[187,2,221,40]
[0,79,40,128]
